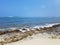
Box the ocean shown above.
[0,17,60,29]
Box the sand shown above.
[0,23,60,45]
[5,39,60,45]
[4,33,60,45]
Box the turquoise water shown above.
[0,17,60,28]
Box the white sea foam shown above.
[19,23,60,32]
[9,27,17,30]
[33,23,60,29]
[19,29,26,32]
[19,28,30,32]
[0,23,60,32]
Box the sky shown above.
[0,0,60,17]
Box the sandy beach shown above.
[1,0,60,45]
[4,33,60,45]
[5,39,60,45]
[0,23,60,45]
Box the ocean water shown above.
[0,17,60,29]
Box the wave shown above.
[33,23,60,29]
[0,23,60,35]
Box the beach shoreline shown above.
[0,23,60,45]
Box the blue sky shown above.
[0,0,60,17]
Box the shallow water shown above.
[0,17,60,28]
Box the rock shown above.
[25,30,34,36]
[0,31,5,35]
[8,29,21,33]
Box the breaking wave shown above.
[0,23,60,33]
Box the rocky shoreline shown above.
[0,23,60,45]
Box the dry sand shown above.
[4,33,60,45]
[5,39,60,45]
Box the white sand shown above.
[5,39,60,45]
[4,33,60,45]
